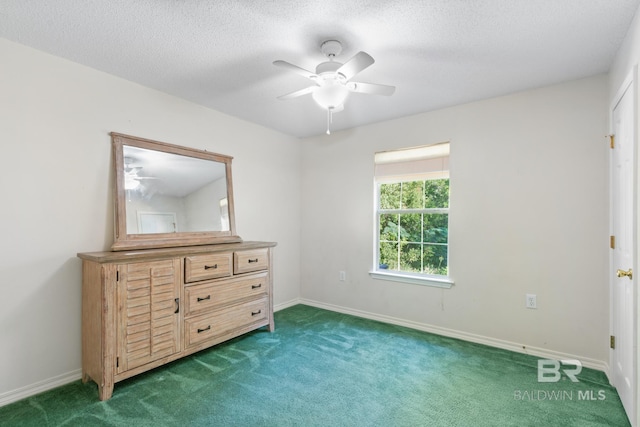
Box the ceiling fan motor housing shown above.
[314,46,349,109]
[316,61,344,77]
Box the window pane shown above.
[401,181,424,209]
[380,183,401,209]
[379,241,398,270]
[376,176,450,278]
[423,213,448,244]
[424,179,450,208]
[399,213,422,242]
[380,214,399,241]
[423,244,448,275]
[400,243,422,272]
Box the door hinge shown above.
[610,335,616,349]
[609,134,615,149]
[610,235,616,249]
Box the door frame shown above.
[610,66,638,426]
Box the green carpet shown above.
[0,304,630,426]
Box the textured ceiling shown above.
[1,0,638,138]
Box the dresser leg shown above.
[98,382,114,401]
[268,319,275,332]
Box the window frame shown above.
[370,144,454,289]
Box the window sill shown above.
[369,270,454,289]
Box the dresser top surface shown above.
[78,241,276,263]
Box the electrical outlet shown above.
[339,271,346,282]
[526,294,537,309]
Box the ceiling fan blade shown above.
[273,60,318,80]
[347,82,396,96]
[277,86,317,100]
[337,51,374,81]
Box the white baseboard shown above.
[0,369,82,408]
[1,298,610,408]
[297,298,611,379]
[274,298,302,312]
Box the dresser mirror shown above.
[111,132,241,250]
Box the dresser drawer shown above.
[185,298,268,348]
[234,249,269,274]
[184,272,268,316]
[185,253,232,283]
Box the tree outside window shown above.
[377,178,449,276]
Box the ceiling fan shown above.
[273,40,395,134]
[124,157,158,191]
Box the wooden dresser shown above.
[78,241,276,400]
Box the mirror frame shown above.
[110,132,242,251]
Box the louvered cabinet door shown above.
[116,259,181,374]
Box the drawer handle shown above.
[251,284,262,289]
[197,325,211,333]
[204,264,218,270]
[248,258,259,263]
[197,295,211,302]
[251,310,262,316]
[174,298,180,314]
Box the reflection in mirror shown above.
[111,133,241,251]
[123,145,229,234]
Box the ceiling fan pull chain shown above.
[326,109,332,135]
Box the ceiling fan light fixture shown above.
[125,175,140,190]
[311,80,349,110]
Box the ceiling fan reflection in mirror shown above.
[273,40,395,134]
[123,156,159,198]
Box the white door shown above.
[611,80,636,423]
[137,211,177,233]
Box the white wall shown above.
[300,75,609,365]
[185,177,227,232]
[0,38,301,398]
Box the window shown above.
[371,143,452,287]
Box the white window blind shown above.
[374,142,449,182]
